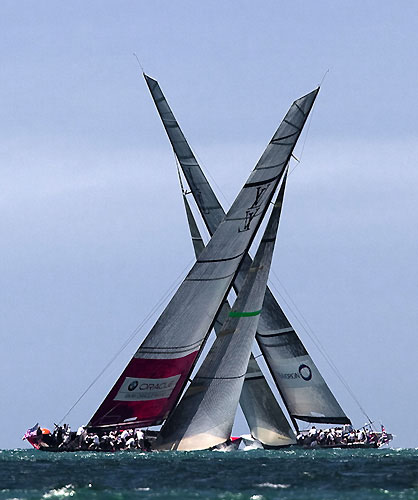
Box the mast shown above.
[181,188,295,446]
[145,74,350,428]
[156,173,289,451]
[88,101,291,430]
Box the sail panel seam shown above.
[186,271,235,282]
[138,349,198,356]
[177,154,195,160]
[294,102,306,116]
[194,373,246,381]
[271,131,299,143]
[140,338,204,351]
[197,250,245,263]
[283,119,301,130]
[225,214,261,222]
[257,160,287,171]
[244,172,282,188]
[292,415,352,424]
[244,375,264,381]
[257,327,294,338]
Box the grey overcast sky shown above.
[1,0,417,449]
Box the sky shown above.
[1,0,417,450]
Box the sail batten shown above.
[145,74,350,428]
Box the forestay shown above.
[146,75,350,427]
[88,96,291,429]
[182,193,295,447]
[156,174,288,451]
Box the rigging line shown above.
[268,271,352,398]
[319,69,330,88]
[58,257,195,424]
[193,150,231,208]
[173,151,210,243]
[161,102,230,209]
[174,154,186,195]
[167,122,230,208]
[289,94,318,177]
[132,52,145,73]
[268,273,371,422]
[266,271,373,424]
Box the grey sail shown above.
[89,103,290,429]
[156,174,288,451]
[144,74,226,231]
[249,295,350,425]
[182,192,295,446]
[145,74,350,427]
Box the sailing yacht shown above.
[144,74,392,450]
[23,75,391,452]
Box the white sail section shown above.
[89,100,293,429]
[182,194,295,446]
[240,356,295,446]
[156,175,288,451]
[254,311,350,424]
[145,75,350,427]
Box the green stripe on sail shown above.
[229,309,262,318]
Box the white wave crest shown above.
[256,482,290,489]
[42,484,75,498]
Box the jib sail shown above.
[182,190,295,446]
[156,174,288,450]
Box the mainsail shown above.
[88,100,292,429]
[182,191,295,446]
[145,74,350,428]
[156,174,289,450]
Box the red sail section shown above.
[89,351,198,428]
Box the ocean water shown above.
[0,448,417,500]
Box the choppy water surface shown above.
[1,448,417,500]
